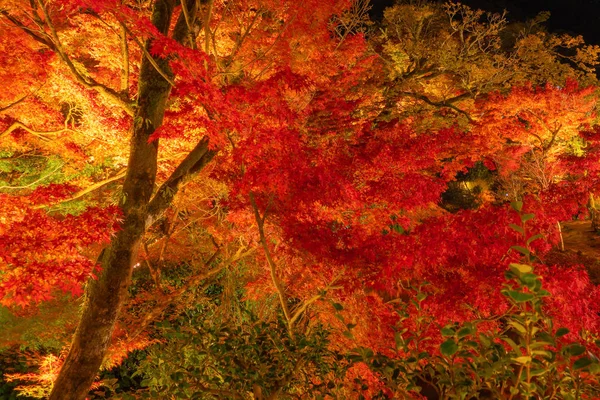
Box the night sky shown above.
[370,0,600,45]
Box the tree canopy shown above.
[1,0,600,399]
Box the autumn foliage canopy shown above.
[1,0,600,398]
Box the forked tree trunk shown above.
[48,1,191,398]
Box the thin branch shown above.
[225,14,296,79]
[204,0,214,55]
[0,162,63,190]
[142,241,162,286]
[0,92,32,113]
[288,271,344,330]
[33,1,135,115]
[120,22,175,87]
[228,7,261,61]
[34,169,127,209]
[179,0,193,40]
[544,126,561,152]
[249,192,293,333]
[119,22,130,95]
[127,246,221,340]
[399,91,473,121]
[0,121,73,140]
[0,10,55,49]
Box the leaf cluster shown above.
[349,210,600,399]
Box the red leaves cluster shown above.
[226,78,600,357]
[0,197,122,307]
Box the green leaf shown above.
[332,302,344,311]
[526,234,544,245]
[440,339,458,357]
[520,273,539,287]
[509,223,525,235]
[479,334,491,347]
[511,246,531,256]
[532,350,553,359]
[555,327,570,337]
[348,354,363,363]
[511,200,523,212]
[503,337,520,352]
[565,344,586,357]
[394,332,404,350]
[505,290,535,302]
[573,357,593,370]
[512,356,532,365]
[441,326,455,337]
[509,263,533,274]
[530,368,548,377]
[457,325,475,339]
[391,224,404,234]
[508,320,527,334]
[589,363,600,374]
[521,213,535,222]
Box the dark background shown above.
[370,0,600,45]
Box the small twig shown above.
[120,23,175,87]
[32,169,127,208]
[0,162,63,190]
[119,22,130,95]
[289,282,343,329]
[0,89,36,112]
[143,241,162,287]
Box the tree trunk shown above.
[49,1,181,398]
[590,193,600,232]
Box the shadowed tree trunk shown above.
[590,193,600,232]
[48,1,212,398]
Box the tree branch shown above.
[0,10,55,49]
[0,93,31,113]
[249,192,293,334]
[204,0,214,54]
[399,91,473,121]
[178,0,195,48]
[41,170,128,209]
[119,22,130,96]
[33,0,134,115]
[289,279,343,329]
[0,120,73,140]
[146,137,217,228]
[0,161,63,190]
[120,22,175,87]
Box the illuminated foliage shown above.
[0,0,599,398]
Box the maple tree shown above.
[1,0,600,399]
